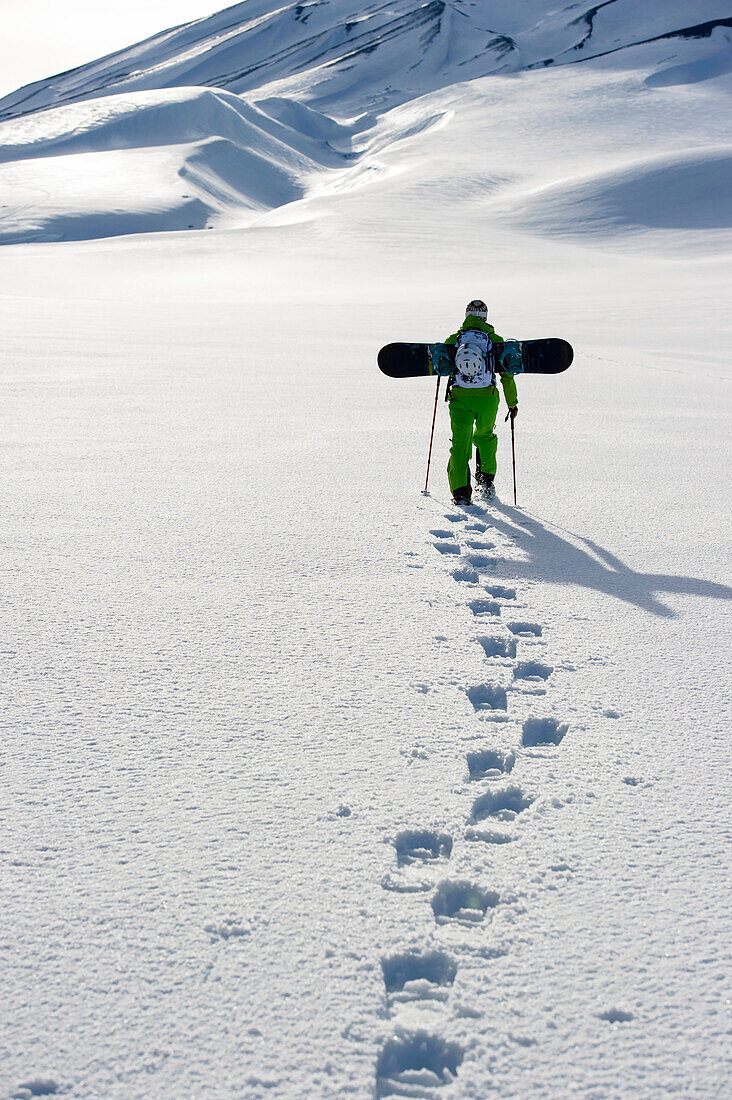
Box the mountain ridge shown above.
[1,0,729,122]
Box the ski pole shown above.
[422,374,441,494]
[510,416,517,505]
[505,408,517,505]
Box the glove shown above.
[500,341,523,374]
[505,406,518,423]
[428,343,455,376]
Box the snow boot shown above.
[476,471,495,499]
[452,486,472,506]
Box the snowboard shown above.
[377,338,573,378]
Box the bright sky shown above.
[0,1,228,99]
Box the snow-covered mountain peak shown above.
[0,0,729,245]
[1,0,730,122]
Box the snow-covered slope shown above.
[1,3,731,1100]
[0,86,352,243]
[0,0,731,244]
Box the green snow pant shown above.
[447,385,500,494]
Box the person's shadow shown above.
[483,502,731,619]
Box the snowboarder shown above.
[443,299,518,505]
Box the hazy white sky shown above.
[0,1,228,98]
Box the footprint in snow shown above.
[382,950,457,1007]
[432,879,499,925]
[11,1081,59,1099]
[463,552,493,570]
[476,635,516,658]
[452,564,480,584]
[513,660,553,681]
[394,829,453,867]
[469,597,502,616]
[466,747,516,780]
[465,683,507,712]
[469,784,533,824]
[597,1007,634,1023]
[522,717,568,747]
[483,584,516,599]
[204,917,250,941]
[376,1031,464,1098]
[429,529,455,539]
[507,621,543,637]
[433,541,461,555]
[464,538,495,551]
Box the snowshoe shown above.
[452,486,472,507]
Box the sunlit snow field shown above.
[1,3,731,1098]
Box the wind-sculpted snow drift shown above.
[0,0,730,243]
[0,88,342,243]
[509,147,732,236]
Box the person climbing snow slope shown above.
[445,299,518,505]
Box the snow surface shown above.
[1,2,731,1098]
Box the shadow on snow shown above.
[486,503,731,619]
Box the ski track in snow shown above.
[374,497,581,1095]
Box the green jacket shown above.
[445,316,518,408]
